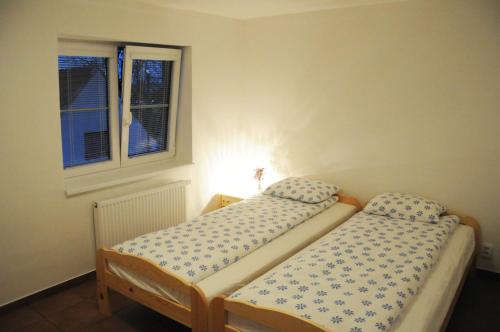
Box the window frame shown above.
[58,42,182,178]
[58,41,120,178]
[120,46,182,167]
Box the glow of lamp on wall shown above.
[201,131,284,199]
[210,160,280,199]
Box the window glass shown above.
[58,56,110,168]
[127,59,172,157]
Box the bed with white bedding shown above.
[109,201,358,306]
[225,221,475,332]
[112,194,338,283]
[214,193,480,332]
[96,177,361,332]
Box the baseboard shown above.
[0,270,96,314]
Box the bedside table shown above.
[202,194,243,214]
[220,194,243,208]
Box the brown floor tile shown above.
[108,291,135,313]
[85,289,134,316]
[150,318,191,332]
[72,280,97,300]
[0,306,44,332]
[15,319,60,332]
[30,290,84,316]
[116,304,190,332]
[77,316,139,332]
[45,300,107,331]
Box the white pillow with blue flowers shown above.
[364,192,447,223]
[263,177,340,203]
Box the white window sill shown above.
[64,159,194,197]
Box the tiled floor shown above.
[1,270,499,331]
[0,279,189,332]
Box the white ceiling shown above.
[132,0,405,19]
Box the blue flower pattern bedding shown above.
[113,194,338,283]
[229,211,460,332]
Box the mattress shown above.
[228,223,475,332]
[109,201,357,307]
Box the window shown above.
[57,42,182,177]
[121,46,181,166]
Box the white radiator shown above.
[93,180,190,250]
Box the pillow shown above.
[263,177,340,203]
[363,192,447,223]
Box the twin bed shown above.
[96,178,479,332]
[213,211,478,332]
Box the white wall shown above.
[0,0,499,306]
[241,0,500,270]
[0,0,244,305]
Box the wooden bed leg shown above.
[210,296,227,332]
[191,285,209,332]
[96,250,111,316]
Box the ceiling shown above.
[132,0,405,19]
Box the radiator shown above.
[93,180,190,250]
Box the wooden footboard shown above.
[96,248,209,332]
[212,296,328,332]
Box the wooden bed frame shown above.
[211,215,481,332]
[96,193,362,332]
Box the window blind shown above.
[58,56,110,168]
[127,59,172,157]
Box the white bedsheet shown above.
[109,202,357,306]
[228,223,475,332]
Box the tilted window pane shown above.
[128,59,172,157]
[58,56,110,168]
[129,106,168,155]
